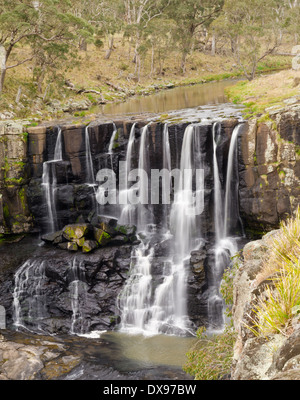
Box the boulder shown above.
[62,224,90,241]
[82,240,98,253]
[114,224,136,237]
[93,227,111,246]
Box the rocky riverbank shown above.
[232,227,300,380]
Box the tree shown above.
[122,0,171,79]
[166,0,224,74]
[0,0,91,94]
[212,0,288,80]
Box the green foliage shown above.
[212,0,291,80]
[183,251,242,380]
[183,324,237,380]
[247,208,300,337]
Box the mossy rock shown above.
[62,224,90,241]
[93,227,111,246]
[114,224,136,236]
[82,240,98,253]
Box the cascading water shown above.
[42,126,63,232]
[85,125,95,185]
[212,122,224,243]
[13,259,47,332]
[224,124,244,238]
[119,123,137,226]
[208,122,244,331]
[137,124,151,232]
[69,258,89,335]
[118,123,203,336]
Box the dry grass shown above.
[226,69,300,117]
[247,209,300,337]
[256,208,300,285]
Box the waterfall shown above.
[212,122,223,244]
[118,124,202,336]
[85,125,95,185]
[108,123,118,171]
[162,123,171,230]
[108,123,118,154]
[137,124,151,232]
[208,122,243,331]
[119,123,137,225]
[42,126,63,232]
[69,258,89,335]
[117,241,154,332]
[224,123,244,238]
[54,127,63,161]
[13,259,47,332]
[149,124,201,334]
[170,124,197,258]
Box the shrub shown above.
[249,208,300,337]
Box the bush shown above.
[183,256,241,380]
[183,324,237,380]
[249,208,300,337]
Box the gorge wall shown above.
[0,102,299,336]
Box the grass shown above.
[0,36,294,121]
[183,255,240,380]
[248,208,300,337]
[226,69,300,119]
[183,324,237,380]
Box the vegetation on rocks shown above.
[184,209,300,380]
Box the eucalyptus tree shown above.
[71,0,124,58]
[166,0,224,74]
[0,0,91,94]
[212,0,289,80]
[122,0,171,78]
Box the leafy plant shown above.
[248,208,300,337]
[183,324,237,380]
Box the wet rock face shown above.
[0,121,33,235]
[238,105,300,235]
[0,245,133,335]
[25,119,241,237]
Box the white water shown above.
[85,125,95,184]
[119,123,137,225]
[13,259,47,332]
[42,127,63,232]
[54,127,63,161]
[118,124,202,336]
[212,122,223,243]
[224,123,244,238]
[208,122,243,331]
[170,124,197,258]
[108,123,118,154]
[137,124,151,231]
[69,258,89,335]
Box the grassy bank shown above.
[225,69,300,119]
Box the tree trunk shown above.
[0,46,7,94]
[211,34,216,56]
[79,38,87,51]
[105,35,114,60]
[180,52,187,75]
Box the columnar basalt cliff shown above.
[239,104,300,235]
[0,121,33,235]
[1,105,299,238]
